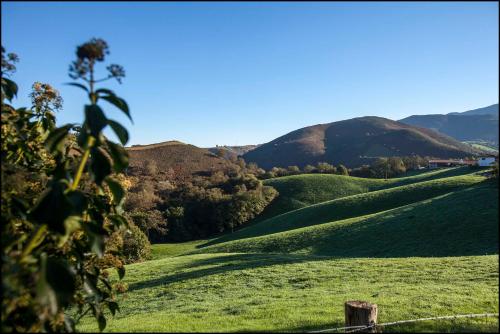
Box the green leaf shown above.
[100,277,113,291]
[1,77,18,101]
[44,124,74,153]
[117,266,125,280]
[90,147,112,185]
[37,254,76,314]
[105,177,125,208]
[108,214,128,228]
[107,119,129,145]
[89,232,105,258]
[58,215,82,247]
[83,274,99,296]
[67,191,88,212]
[45,257,76,308]
[85,104,108,137]
[98,313,107,332]
[107,301,119,316]
[65,82,89,93]
[95,88,115,95]
[100,94,132,123]
[106,140,129,173]
[30,180,72,234]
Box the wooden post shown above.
[344,300,378,333]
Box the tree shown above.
[270,166,288,177]
[287,165,301,175]
[372,158,390,179]
[303,164,316,173]
[2,39,131,332]
[337,164,349,176]
[388,157,406,176]
[128,209,167,239]
[316,162,336,174]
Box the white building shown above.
[477,156,497,167]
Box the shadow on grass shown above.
[128,253,324,292]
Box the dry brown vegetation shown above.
[243,116,486,169]
[127,140,239,182]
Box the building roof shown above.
[428,159,476,164]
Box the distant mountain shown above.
[448,104,498,117]
[400,104,499,146]
[127,141,237,181]
[242,116,483,169]
[207,145,260,159]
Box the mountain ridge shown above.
[242,116,483,169]
[399,104,498,146]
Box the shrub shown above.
[122,223,151,264]
[2,39,131,332]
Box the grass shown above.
[78,253,498,332]
[197,181,498,257]
[150,240,209,259]
[203,174,485,246]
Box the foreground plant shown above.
[1,39,132,332]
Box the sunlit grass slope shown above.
[198,181,498,257]
[258,167,477,220]
[204,174,485,246]
[78,253,498,332]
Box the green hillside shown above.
[259,174,387,219]
[203,173,485,246]
[198,181,498,257]
[247,167,477,223]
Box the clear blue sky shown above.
[2,1,498,147]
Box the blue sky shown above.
[2,2,498,147]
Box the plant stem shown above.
[20,224,48,261]
[70,136,95,191]
[71,64,97,192]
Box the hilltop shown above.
[127,140,238,181]
[242,116,482,169]
[400,104,499,146]
[206,145,260,159]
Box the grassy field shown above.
[77,168,498,332]
[78,254,498,332]
[151,240,209,259]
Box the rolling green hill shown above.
[248,167,478,223]
[203,173,485,246]
[259,174,388,219]
[197,180,498,257]
[242,116,483,169]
